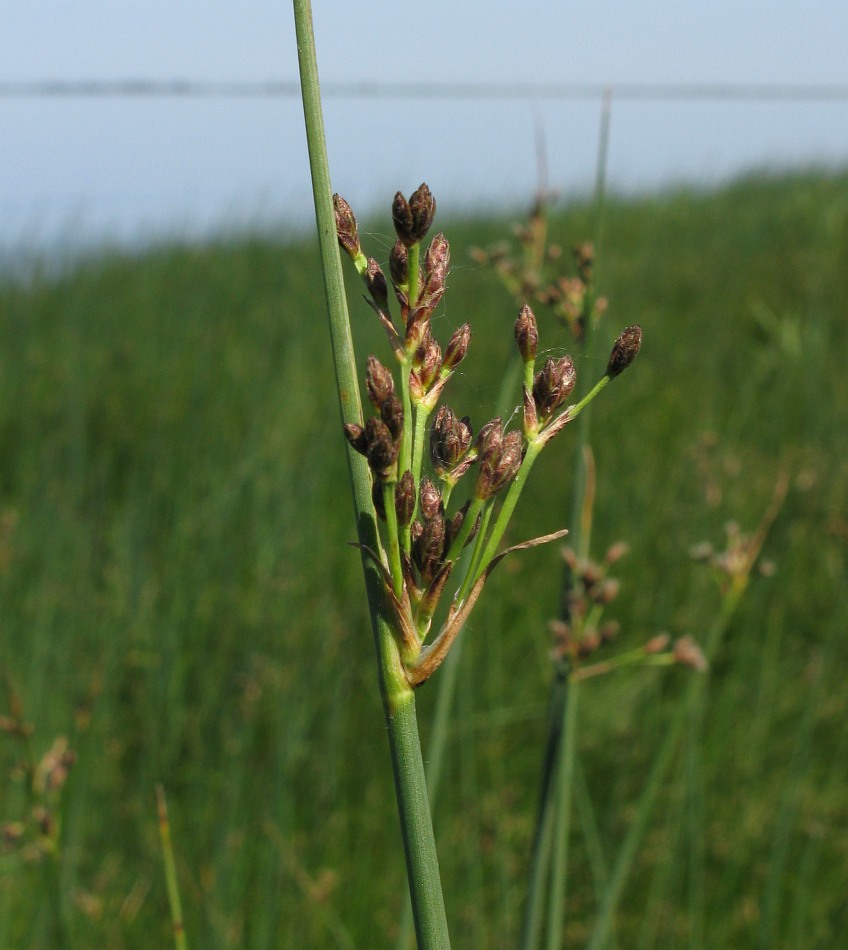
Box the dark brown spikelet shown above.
[416,233,450,316]
[333,194,360,260]
[487,430,524,496]
[409,183,436,243]
[473,419,503,499]
[442,323,471,372]
[343,422,368,456]
[364,417,399,479]
[515,304,539,364]
[532,355,576,422]
[380,394,404,444]
[365,355,395,410]
[418,476,443,522]
[365,258,389,312]
[371,477,386,520]
[395,470,416,527]
[389,240,409,287]
[422,339,444,392]
[392,191,416,246]
[606,325,643,378]
[413,481,446,585]
[430,406,473,476]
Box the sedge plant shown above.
[294,3,645,943]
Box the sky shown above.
[2,2,848,256]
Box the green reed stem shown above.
[294,4,450,946]
[383,479,404,598]
[156,784,188,950]
[545,677,580,950]
[522,111,611,950]
[471,439,542,585]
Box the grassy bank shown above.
[1,170,846,948]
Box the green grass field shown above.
[1,170,846,948]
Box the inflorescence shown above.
[335,184,642,686]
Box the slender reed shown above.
[155,784,188,950]
[293,4,450,945]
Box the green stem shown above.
[471,439,543,586]
[519,664,568,950]
[456,502,494,604]
[546,677,580,950]
[411,400,432,497]
[408,242,421,309]
[293,4,450,946]
[522,318,602,949]
[567,373,610,425]
[445,495,486,564]
[383,480,404,598]
[156,785,188,950]
[524,359,535,396]
[523,112,611,945]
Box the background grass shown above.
[0,169,846,948]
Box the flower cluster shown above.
[549,543,707,678]
[1,693,75,864]
[336,185,642,686]
[470,198,607,342]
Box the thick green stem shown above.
[385,677,453,949]
[293,4,450,946]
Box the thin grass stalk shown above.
[545,677,580,950]
[155,784,188,950]
[686,693,706,948]
[521,91,610,948]
[293,4,450,946]
[519,666,565,950]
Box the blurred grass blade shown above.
[156,784,188,950]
